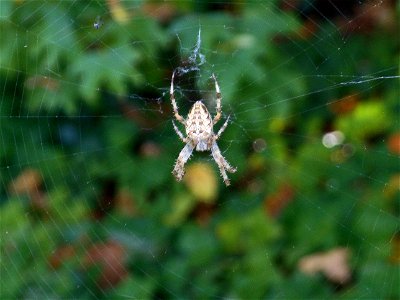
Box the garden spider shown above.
[170,71,236,186]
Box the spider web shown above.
[1,0,399,299]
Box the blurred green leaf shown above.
[336,100,391,142]
[70,45,139,104]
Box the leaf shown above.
[108,0,130,24]
[336,100,391,142]
[184,162,218,203]
[8,168,42,196]
[84,240,128,289]
[49,245,75,269]
[264,183,295,217]
[298,247,351,284]
[387,132,400,155]
[70,45,139,103]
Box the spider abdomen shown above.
[186,101,213,150]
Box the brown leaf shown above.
[280,0,301,12]
[298,248,351,284]
[297,20,318,40]
[142,3,176,23]
[390,234,400,264]
[329,94,359,115]
[115,189,137,217]
[9,169,48,215]
[384,174,400,199]
[25,76,59,91]
[387,133,400,155]
[84,241,128,289]
[30,192,48,212]
[344,0,397,33]
[139,141,162,157]
[194,202,215,227]
[49,245,75,269]
[9,169,42,196]
[265,183,295,217]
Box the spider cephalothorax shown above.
[170,72,236,186]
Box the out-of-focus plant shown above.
[1,1,399,299]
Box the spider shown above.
[170,71,236,186]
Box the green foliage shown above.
[336,101,391,142]
[1,1,399,299]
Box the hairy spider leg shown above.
[212,73,222,125]
[213,142,236,174]
[170,72,185,124]
[211,141,236,186]
[214,116,230,141]
[173,143,194,181]
[172,120,187,143]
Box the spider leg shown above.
[211,141,236,186]
[214,115,230,141]
[211,141,236,173]
[170,71,185,124]
[172,120,187,143]
[173,143,194,181]
[212,73,222,125]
